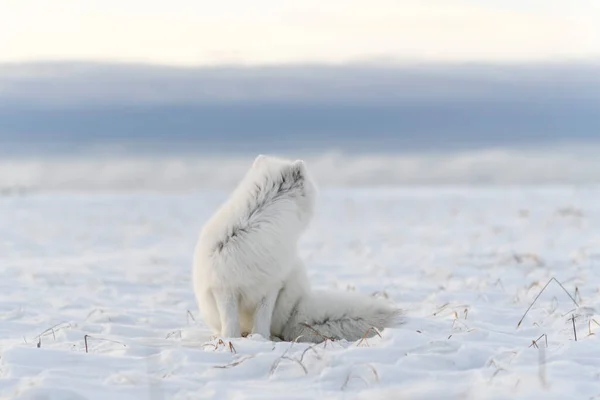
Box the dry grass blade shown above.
[366,364,380,382]
[84,334,126,353]
[494,279,506,292]
[292,335,307,343]
[165,330,182,339]
[371,290,389,299]
[341,373,370,390]
[529,334,548,349]
[34,322,72,341]
[356,327,383,347]
[549,296,559,314]
[560,308,577,317]
[270,351,308,376]
[588,319,600,336]
[451,318,473,332]
[572,315,578,342]
[202,343,218,350]
[269,346,293,376]
[488,368,507,384]
[299,323,335,342]
[299,344,321,363]
[517,277,579,328]
[341,364,379,390]
[206,339,237,353]
[281,356,308,375]
[186,310,196,325]
[214,355,254,369]
[513,252,544,266]
[433,302,450,316]
[269,356,285,376]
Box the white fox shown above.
[192,155,401,343]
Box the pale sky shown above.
[1,0,600,65]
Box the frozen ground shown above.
[1,185,600,399]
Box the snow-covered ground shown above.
[1,184,600,399]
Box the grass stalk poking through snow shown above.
[356,327,382,347]
[33,322,73,342]
[588,319,600,337]
[269,342,308,376]
[529,334,548,349]
[84,335,126,353]
[215,355,255,369]
[517,277,579,328]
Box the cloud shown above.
[0,62,599,154]
[1,61,599,105]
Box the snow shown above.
[3,146,600,193]
[2,185,600,399]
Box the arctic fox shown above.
[192,155,401,343]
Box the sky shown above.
[1,0,600,65]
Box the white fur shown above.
[192,154,401,343]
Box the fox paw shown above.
[246,333,269,341]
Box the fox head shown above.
[247,154,317,228]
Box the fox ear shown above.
[253,154,268,168]
[291,159,306,178]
